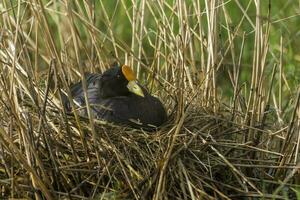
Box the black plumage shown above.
[63,64,167,129]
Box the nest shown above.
[0,94,298,199]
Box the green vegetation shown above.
[0,0,299,199]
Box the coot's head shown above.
[99,64,145,98]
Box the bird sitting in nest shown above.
[62,63,167,130]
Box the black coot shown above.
[63,64,167,130]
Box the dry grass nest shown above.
[0,88,299,199]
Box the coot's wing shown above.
[91,96,132,124]
[71,73,102,102]
[62,73,102,111]
[91,95,167,130]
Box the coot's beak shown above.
[122,65,145,97]
[127,80,145,97]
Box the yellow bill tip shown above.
[127,80,145,97]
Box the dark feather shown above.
[62,65,167,130]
